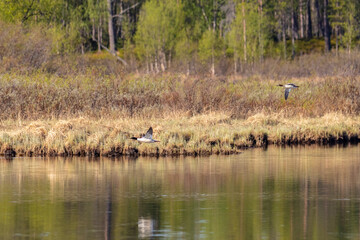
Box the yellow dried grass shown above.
[0,112,359,157]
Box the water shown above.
[1,146,360,239]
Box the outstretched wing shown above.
[144,127,153,139]
[285,88,291,100]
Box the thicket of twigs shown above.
[1,73,360,120]
[1,22,360,121]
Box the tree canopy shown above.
[0,0,359,74]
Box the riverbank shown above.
[0,112,359,157]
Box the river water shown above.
[1,146,360,239]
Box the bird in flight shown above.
[130,127,160,143]
[277,83,299,100]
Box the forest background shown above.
[1,0,358,75]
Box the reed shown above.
[0,112,359,157]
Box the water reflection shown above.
[0,146,360,239]
[138,217,155,238]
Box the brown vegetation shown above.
[1,73,360,120]
[0,113,359,157]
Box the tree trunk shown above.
[159,50,166,72]
[291,0,295,59]
[154,56,159,73]
[107,0,116,54]
[299,0,304,38]
[258,0,264,61]
[242,0,247,63]
[335,26,338,56]
[146,57,149,74]
[348,37,351,55]
[168,51,171,70]
[211,50,215,76]
[314,0,323,37]
[282,17,287,59]
[234,50,237,75]
[306,0,312,39]
[211,0,216,76]
[97,17,102,52]
[92,19,96,41]
[335,0,339,56]
[150,57,154,73]
[324,0,331,52]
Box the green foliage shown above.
[227,0,267,63]
[1,0,360,71]
[135,0,183,62]
[0,0,63,23]
[342,0,358,50]
[86,0,107,23]
[174,1,203,64]
[198,29,223,63]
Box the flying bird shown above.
[130,127,159,143]
[277,83,299,100]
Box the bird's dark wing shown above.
[144,127,153,139]
[285,88,291,100]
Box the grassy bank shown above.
[0,112,359,157]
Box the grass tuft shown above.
[0,112,358,157]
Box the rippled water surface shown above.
[1,146,360,239]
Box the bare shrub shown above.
[0,73,360,120]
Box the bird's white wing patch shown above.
[285,88,291,100]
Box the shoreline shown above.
[3,141,359,158]
[1,112,359,158]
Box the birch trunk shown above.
[242,0,247,63]
[160,50,166,72]
[299,0,304,38]
[97,17,102,52]
[283,17,287,59]
[234,50,237,75]
[291,0,295,59]
[211,0,216,76]
[258,0,264,61]
[107,0,116,54]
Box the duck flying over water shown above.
[130,127,160,143]
[277,83,299,100]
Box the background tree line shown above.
[0,0,359,75]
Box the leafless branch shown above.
[112,2,140,19]
[22,0,36,23]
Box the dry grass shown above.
[1,73,360,120]
[0,112,359,157]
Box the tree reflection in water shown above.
[0,146,359,239]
